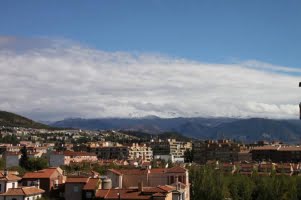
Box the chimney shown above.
[3,169,8,177]
[138,181,144,192]
[36,179,40,189]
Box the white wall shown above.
[0,181,18,192]
[2,194,42,200]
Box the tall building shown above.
[193,140,241,164]
[128,143,153,162]
[150,139,192,163]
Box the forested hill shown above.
[0,111,52,129]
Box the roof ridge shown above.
[105,188,111,198]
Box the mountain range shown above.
[50,116,301,143]
[1,110,301,143]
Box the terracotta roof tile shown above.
[95,189,154,199]
[53,150,97,157]
[157,185,174,192]
[251,146,280,151]
[0,172,21,181]
[23,167,59,179]
[108,167,187,176]
[279,146,301,151]
[65,177,89,183]
[166,166,186,173]
[83,178,100,190]
[108,169,147,175]
[0,187,45,196]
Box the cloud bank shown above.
[0,36,300,121]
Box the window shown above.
[12,182,15,188]
[86,192,92,198]
[74,185,79,192]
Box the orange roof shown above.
[165,166,186,173]
[83,178,100,190]
[0,172,21,181]
[152,192,166,197]
[23,167,59,179]
[0,187,45,196]
[109,167,186,176]
[149,168,165,174]
[95,188,167,200]
[251,146,280,151]
[53,150,97,157]
[65,177,89,183]
[157,185,174,192]
[108,169,147,175]
[143,187,168,193]
[279,146,301,151]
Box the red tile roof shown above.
[95,188,168,200]
[83,178,100,190]
[65,177,89,183]
[108,166,187,176]
[53,150,97,157]
[149,169,165,174]
[157,185,174,192]
[279,146,301,151]
[108,169,147,175]
[23,167,60,179]
[251,146,280,151]
[0,172,21,181]
[0,187,45,196]
[165,166,186,173]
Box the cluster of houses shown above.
[4,126,301,199]
[0,137,192,200]
[0,165,190,200]
[2,139,194,169]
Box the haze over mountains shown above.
[50,116,301,143]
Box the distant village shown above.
[1,126,301,200]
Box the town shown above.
[1,126,301,200]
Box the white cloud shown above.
[0,36,300,121]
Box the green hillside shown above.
[0,111,52,129]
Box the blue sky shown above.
[0,1,301,120]
[1,0,301,68]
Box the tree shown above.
[167,158,174,168]
[0,158,5,170]
[0,134,19,145]
[19,146,29,169]
[27,157,48,171]
[228,175,254,200]
[184,149,193,163]
[190,165,225,200]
